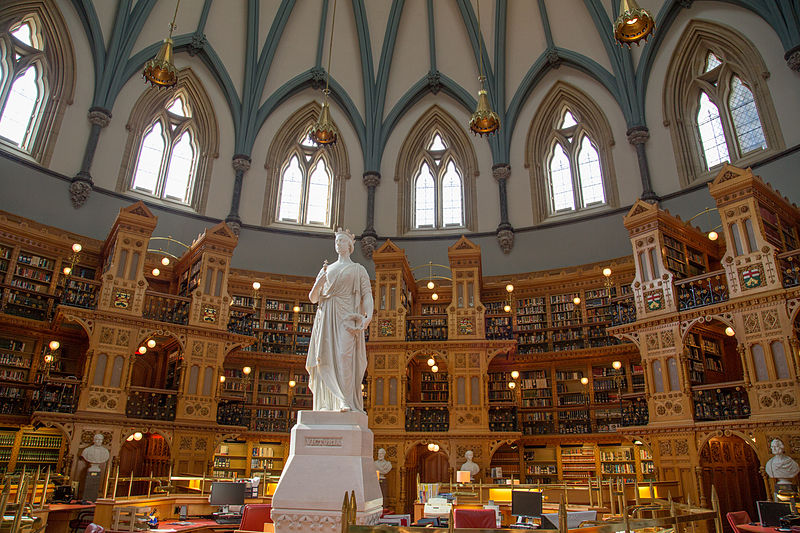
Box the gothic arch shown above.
[405,348,447,367]
[0,0,75,165]
[525,81,619,224]
[663,19,785,188]
[115,68,219,213]
[394,105,478,234]
[261,101,350,228]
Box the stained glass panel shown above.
[278,155,303,222]
[306,158,331,225]
[729,76,766,154]
[549,143,574,212]
[0,66,38,146]
[577,136,605,206]
[164,131,194,202]
[131,121,165,194]
[697,92,729,169]
[414,162,435,227]
[442,161,463,226]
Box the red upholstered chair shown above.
[454,508,497,529]
[240,504,273,532]
[726,511,751,533]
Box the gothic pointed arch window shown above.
[117,69,219,213]
[263,103,349,229]
[0,1,75,164]
[664,20,784,187]
[526,83,619,223]
[396,106,477,233]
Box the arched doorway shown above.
[118,432,171,495]
[490,442,521,484]
[130,335,182,390]
[402,443,450,514]
[699,435,765,531]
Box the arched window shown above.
[667,357,680,391]
[263,102,349,228]
[409,134,465,229]
[526,83,619,223]
[664,21,784,186]
[652,360,664,393]
[92,353,108,386]
[0,5,75,163]
[276,134,334,226]
[395,106,478,233]
[117,70,219,213]
[751,344,768,381]
[769,341,790,380]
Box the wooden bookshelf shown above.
[490,443,521,483]
[523,446,558,484]
[599,445,636,483]
[515,297,548,354]
[560,445,596,482]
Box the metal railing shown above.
[142,291,190,325]
[692,381,750,421]
[405,407,449,432]
[216,399,248,426]
[126,386,178,421]
[675,270,728,311]
[59,278,101,309]
[610,296,636,326]
[778,249,800,288]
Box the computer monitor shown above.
[210,482,246,513]
[757,501,792,527]
[512,490,543,520]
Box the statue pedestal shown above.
[270,411,383,532]
[83,470,101,501]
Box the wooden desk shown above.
[38,503,95,533]
[737,524,780,533]
[140,519,235,533]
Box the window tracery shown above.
[526,83,618,223]
[663,20,784,186]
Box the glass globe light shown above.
[506,283,514,293]
[126,434,135,442]
[427,357,436,367]
[573,296,581,305]
[219,375,226,383]
[252,281,261,291]
[511,370,519,379]
[49,340,60,351]
[504,304,511,313]
[243,366,252,375]
[433,444,440,452]
[44,354,53,364]
[147,339,157,348]
[508,381,516,389]
[725,326,735,337]
[431,293,439,301]
[708,231,719,241]
[431,365,439,373]
[427,281,435,290]
[603,267,612,277]
[72,243,82,253]
[63,266,72,275]
[580,377,589,385]
[133,432,143,441]
[612,360,622,370]
[152,268,160,276]
[293,305,301,313]
[138,346,147,354]
[161,257,170,266]
[289,380,296,387]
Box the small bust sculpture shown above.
[459,450,480,476]
[374,448,392,479]
[765,438,800,484]
[81,433,110,473]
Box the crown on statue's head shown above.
[335,227,355,243]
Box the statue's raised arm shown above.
[305,229,373,413]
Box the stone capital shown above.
[87,107,112,128]
[361,233,378,259]
[492,164,511,182]
[225,217,242,236]
[362,172,381,188]
[627,126,650,146]
[232,154,252,173]
[786,46,800,72]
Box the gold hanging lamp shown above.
[310,0,339,145]
[469,0,500,136]
[143,0,182,88]
[613,0,655,47]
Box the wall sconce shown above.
[147,339,157,349]
[62,243,82,276]
[725,326,735,337]
[242,366,252,390]
[152,268,160,276]
[251,281,261,310]
[219,375,226,383]
[504,283,514,312]
[427,443,440,452]
[427,357,436,367]
[289,380,296,388]
[293,305,301,313]
[137,346,147,355]
[507,381,516,389]
[431,365,439,373]
[510,370,519,380]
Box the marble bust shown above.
[459,450,480,476]
[374,448,392,479]
[306,229,374,413]
[765,438,800,484]
[81,433,110,473]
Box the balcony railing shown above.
[610,296,636,326]
[676,270,728,311]
[692,381,750,421]
[60,278,100,309]
[216,399,248,426]
[0,285,57,322]
[778,249,800,288]
[621,397,649,426]
[126,386,177,421]
[35,380,80,413]
[405,406,449,432]
[142,291,190,325]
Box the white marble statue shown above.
[81,433,110,473]
[306,228,374,413]
[374,448,392,479]
[459,450,480,476]
[765,438,800,484]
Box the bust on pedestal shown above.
[459,450,480,479]
[375,448,392,498]
[270,230,382,533]
[765,438,800,498]
[80,433,109,501]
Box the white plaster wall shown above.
[382,0,431,120]
[544,0,614,74]
[328,0,365,116]
[49,0,95,178]
[435,0,480,96]
[204,0,247,93]
[130,0,203,61]
[505,1,549,105]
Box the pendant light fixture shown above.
[143,0,182,88]
[613,0,655,47]
[310,0,339,145]
[469,0,500,137]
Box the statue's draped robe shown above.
[306,262,371,412]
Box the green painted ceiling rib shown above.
[537,0,554,49]
[427,0,436,72]
[315,0,329,67]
